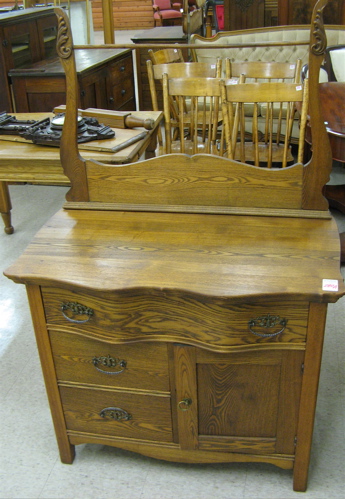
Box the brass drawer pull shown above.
[61,301,94,323]
[100,407,132,421]
[92,355,127,375]
[178,398,192,411]
[248,314,287,338]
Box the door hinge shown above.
[294,436,298,447]
[301,363,305,374]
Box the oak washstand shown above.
[4,1,345,492]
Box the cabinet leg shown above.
[59,442,76,465]
[293,302,328,492]
[0,181,14,234]
[26,284,76,465]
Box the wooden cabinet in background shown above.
[223,0,265,31]
[278,0,345,25]
[0,6,58,112]
[9,49,136,113]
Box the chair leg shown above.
[0,181,14,234]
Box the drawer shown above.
[109,78,134,109]
[42,287,308,348]
[50,330,170,391]
[107,55,133,80]
[60,385,173,442]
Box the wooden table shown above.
[306,82,345,262]
[0,110,163,234]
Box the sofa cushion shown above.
[330,48,345,81]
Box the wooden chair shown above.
[148,47,185,65]
[224,59,303,149]
[147,59,222,148]
[221,79,309,168]
[225,59,302,83]
[162,75,222,155]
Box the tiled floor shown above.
[1,29,345,499]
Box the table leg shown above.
[0,181,14,234]
[145,127,159,159]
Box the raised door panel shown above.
[197,361,280,438]
[196,349,304,455]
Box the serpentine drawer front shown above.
[42,287,309,348]
[50,330,170,391]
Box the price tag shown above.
[322,279,339,291]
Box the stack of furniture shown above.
[4,1,345,493]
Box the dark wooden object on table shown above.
[9,49,135,113]
[131,26,188,110]
[0,6,58,112]
[4,1,345,493]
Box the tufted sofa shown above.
[190,25,345,143]
[190,25,345,68]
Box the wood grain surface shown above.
[5,208,344,303]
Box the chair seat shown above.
[154,10,182,20]
[157,135,220,156]
[230,142,294,165]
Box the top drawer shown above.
[42,287,309,349]
[107,54,133,80]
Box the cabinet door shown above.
[174,345,304,456]
[36,15,58,60]
[1,22,40,71]
[79,68,108,109]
